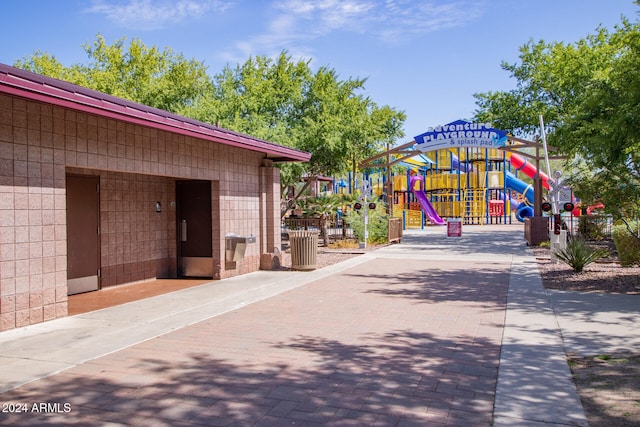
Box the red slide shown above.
[508,153,550,190]
[509,153,603,216]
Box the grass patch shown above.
[327,240,360,249]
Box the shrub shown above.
[553,237,609,272]
[577,215,608,240]
[346,203,388,244]
[327,240,359,249]
[612,221,640,267]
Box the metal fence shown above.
[282,217,356,243]
[282,216,404,245]
[566,214,614,240]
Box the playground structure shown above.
[291,121,603,247]
[357,120,569,228]
[392,148,507,225]
[357,146,551,227]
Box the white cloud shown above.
[84,0,233,30]
[221,0,485,65]
[270,0,484,40]
[274,0,375,35]
[380,1,485,40]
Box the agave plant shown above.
[553,238,609,272]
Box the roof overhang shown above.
[0,63,311,163]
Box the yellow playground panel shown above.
[405,209,424,228]
[393,147,514,225]
[464,189,486,224]
[392,208,424,229]
[431,193,464,218]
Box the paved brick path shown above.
[1,256,510,426]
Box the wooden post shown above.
[386,142,393,217]
[534,144,543,217]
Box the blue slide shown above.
[411,187,446,225]
[505,171,534,221]
[498,190,520,212]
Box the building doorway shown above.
[176,180,213,278]
[66,175,101,295]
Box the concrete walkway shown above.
[1,225,633,426]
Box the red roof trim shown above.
[0,64,311,162]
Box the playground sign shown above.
[414,120,508,153]
[447,218,462,237]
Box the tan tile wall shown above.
[0,93,280,331]
[0,96,67,330]
[66,168,177,287]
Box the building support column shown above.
[259,159,282,269]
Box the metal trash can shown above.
[288,230,318,271]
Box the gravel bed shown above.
[532,244,640,294]
[279,243,383,270]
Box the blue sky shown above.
[1,0,638,142]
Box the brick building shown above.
[0,64,310,331]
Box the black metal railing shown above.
[282,217,356,243]
[571,214,614,240]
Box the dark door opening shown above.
[66,175,100,295]
[176,180,213,278]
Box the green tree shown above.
[558,20,640,219]
[474,26,620,136]
[293,67,381,177]
[473,13,640,219]
[16,34,212,113]
[346,104,406,190]
[13,52,79,82]
[184,52,310,142]
[291,67,404,209]
[184,52,405,212]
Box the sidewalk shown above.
[0,225,600,426]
